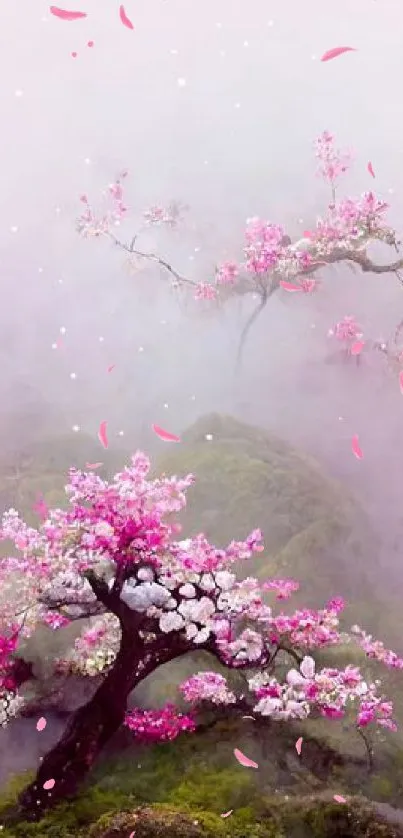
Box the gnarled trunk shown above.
[17,630,165,818]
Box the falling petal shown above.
[280,281,302,292]
[221,810,233,818]
[351,435,363,460]
[98,421,109,449]
[36,717,47,732]
[152,424,180,443]
[350,340,365,356]
[333,795,347,804]
[85,462,103,469]
[87,40,94,47]
[107,364,116,373]
[295,737,303,755]
[233,748,259,769]
[321,46,356,62]
[367,161,375,178]
[33,496,49,521]
[399,370,403,395]
[242,715,256,720]
[49,6,87,20]
[119,4,134,29]
[43,779,55,790]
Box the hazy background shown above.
[0,0,403,593]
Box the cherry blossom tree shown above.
[0,453,402,817]
[77,132,403,367]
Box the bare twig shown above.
[106,231,198,288]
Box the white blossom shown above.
[300,656,315,679]
[179,583,196,598]
[215,571,236,591]
[159,611,185,633]
[193,627,211,644]
[137,567,155,582]
[200,573,216,592]
[179,596,215,624]
[185,623,198,640]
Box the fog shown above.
[1,0,403,590]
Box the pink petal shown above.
[87,40,94,47]
[233,748,258,769]
[350,340,365,356]
[85,462,103,469]
[321,46,356,62]
[50,6,87,20]
[43,779,55,790]
[333,795,347,804]
[119,5,134,29]
[152,424,180,443]
[367,161,375,178]
[351,434,363,460]
[36,717,47,732]
[98,421,109,449]
[399,370,403,395]
[33,496,49,521]
[280,281,302,292]
[107,364,116,373]
[295,737,303,755]
[221,810,233,818]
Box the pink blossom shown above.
[180,672,236,705]
[314,131,352,185]
[194,283,217,300]
[124,703,195,742]
[216,261,239,285]
[262,579,299,600]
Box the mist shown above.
[1,0,403,800]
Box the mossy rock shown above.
[43,798,403,838]
[264,793,403,837]
[88,806,221,838]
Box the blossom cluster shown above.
[314,130,352,186]
[262,579,300,600]
[180,672,236,705]
[196,133,395,305]
[142,202,183,227]
[328,315,363,345]
[351,625,403,670]
[268,599,344,649]
[179,655,396,731]
[243,656,396,730]
[124,703,196,742]
[0,630,19,691]
[76,172,183,242]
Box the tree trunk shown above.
[17,630,155,818]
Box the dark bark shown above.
[9,656,35,689]
[17,628,187,819]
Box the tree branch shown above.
[106,232,198,288]
[313,248,403,276]
[84,570,128,622]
